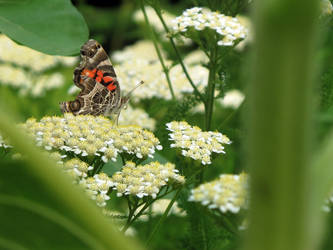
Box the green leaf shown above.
[0,0,89,55]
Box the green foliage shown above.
[0,0,333,249]
[0,0,88,55]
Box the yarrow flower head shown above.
[189,173,248,213]
[110,161,185,199]
[79,172,113,207]
[47,152,93,180]
[172,7,248,46]
[20,114,162,162]
[166,121,231,165]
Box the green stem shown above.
[93,159,104,175]
[120,154,125,165]
[218,213,239,235]
[121,186,179,234]
[218,103,242,130]
[139,1,176,100]
[204,44,218,131]
[200,209,208,250]
[121,206,136,233]
[145,187,183,246]
[122,200,152,233]
[152,5,205,102]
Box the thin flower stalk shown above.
[121,186,176,233]
[139,1,175,100]
[145,187,182,246]
[205,42,218,131]
[151,4,205,102]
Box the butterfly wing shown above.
[60,39,121,116]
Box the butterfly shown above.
[60,39,142,121]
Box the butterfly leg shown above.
[73,68,85,89]
[113,112,120,127]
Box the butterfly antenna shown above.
[112,80,144,128]
[124,80,144,100]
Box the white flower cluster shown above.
[49,153,112,208]
[119,105,156,130]
[110,161,185,199]
[0,64,65,97]
[62,158,93,180]
[44,152,110,207]
[172,7,248,46]
[150,199,186,216]
[166,121,231,165]
[0,34,77,71]
[234,15,252,51]
[79,173,113,207]
[112,40,208,100]
[20,114,162,162]
[0,34,77,97]
[219,89,245,109]
[189,173,248,213]
[48,152,93,180]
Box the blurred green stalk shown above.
[245,1,320,250]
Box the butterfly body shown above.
[60,39,123,116]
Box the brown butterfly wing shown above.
[60,39,121,116]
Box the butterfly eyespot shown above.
[70,100,81,111]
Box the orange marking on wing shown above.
[107,83,116,91]
[96,76,102,82]
[97,70,104,77]
[103,76,114,83]
[81,68,97,78]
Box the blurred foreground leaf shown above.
[0,0,89,55]
[0,107,143,250]
[0,158,97,250]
